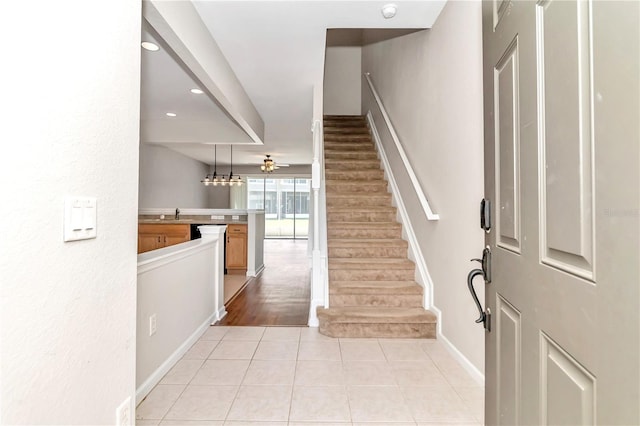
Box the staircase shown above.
[316,115,437,338]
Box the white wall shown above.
[247,211,266,277]
[139,144,211,208]
[207,186,231,209]
[0,0,140,423]
[136,237,223,401]
[324,46,362,115]
[361,1,485,373]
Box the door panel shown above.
[541,332,596,425]
[537,0,595,279]
[493,0,510,30]
[494,36,522,253]
[496,294,521,425]
[482,1,639,425]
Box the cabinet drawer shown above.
[227,224,247,234]
[138,223,190,237]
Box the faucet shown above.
[175,208,180,220]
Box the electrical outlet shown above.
[149,314,157,336]
[116,396,131,426]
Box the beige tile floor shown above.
[136,326,484,426]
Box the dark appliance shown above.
[190,224,227,274]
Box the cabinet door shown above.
[226,233,247,270]
[138,234,162,254]
[138,223,190,252]
[162,224,190,247]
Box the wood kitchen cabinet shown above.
[226,224,247,274]
[138,224,190,254]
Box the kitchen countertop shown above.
[139,219,248,225]
[138,216,248,225]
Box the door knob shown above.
[467,268,486,324]
[467,248,492,331]
[471,247,491,283]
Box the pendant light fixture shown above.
[227,145,242,186]
[201,145,220,186]
[202,145,242,186]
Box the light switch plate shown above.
[211,215,224,220]
[64,197,97,242]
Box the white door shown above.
[481,0,639,424]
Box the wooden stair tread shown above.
[324,150,376,154]
[328,238,407,247]
[325,158,379,161]
[327,196,391,202]
[325,144,374,147]
[330,280,423,294]
[327,206,395,212]
[325,179,386,184]
[327,222,401,228]
[324,138,372,142]
[325,169,382,174]
[324,114,365,119]
[324,122,366,125]
[317,307,436,324]
[325,159,381,166]
[324,143,372,146]
[326,193,391,197]
[324,142,374,147]
[328,258,414,269]
[325,131,371,135]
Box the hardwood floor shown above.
[217,239,310,326]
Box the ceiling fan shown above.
[261,154,289,173]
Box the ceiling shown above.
[140,1,446,167]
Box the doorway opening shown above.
[218,239,310,326]
[247,177,310,239]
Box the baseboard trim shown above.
[308,298,323,327]
[135,313,216,405]
[247,263,265,278]
[432,305,485,386]
[215,306,227,322]
[366,111,435,309]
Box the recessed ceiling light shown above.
[381,3,397,19]
[190,88,204,95]
[166,112,177,117]
[141,42,159,51]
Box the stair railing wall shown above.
[363,72,439,310]
[364,73,439,221]
[309,117,329,326]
